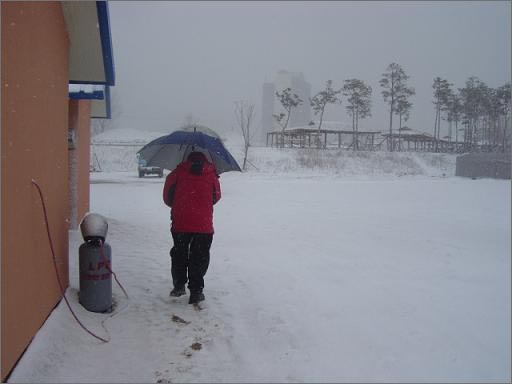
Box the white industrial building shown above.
[261,70,312,144]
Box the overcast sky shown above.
[108,1,511,139]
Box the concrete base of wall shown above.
[455,153,511,179]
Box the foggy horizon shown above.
[106,1,511,139]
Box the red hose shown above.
[31,179,109,343]
[98,239,129,300]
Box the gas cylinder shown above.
[78,213,112,313]
[79,240,112,312]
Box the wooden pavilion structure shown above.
[266,126,508,154]
[381,132,482,153]
[267,128,382,150]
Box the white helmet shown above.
[80,213,108,241]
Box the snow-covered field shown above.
[8,128,511,383]
[90,128,456,178]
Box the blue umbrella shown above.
[137,128,241,174]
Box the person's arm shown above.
[163,171,178,207]
[212,174,221,205]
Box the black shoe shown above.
[188,292,205,304]
[170,286,186,297]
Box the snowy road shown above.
[9,172,511,383]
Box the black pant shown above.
[170,231,213,293]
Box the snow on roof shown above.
[69,84,104,93]
[69,84,105,99]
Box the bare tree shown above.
[274,87,303,147]
[380,63,414,151]
[234,100,255,171]
[342,79,372,150]
[310,80,341,132]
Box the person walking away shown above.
[162,151,221,304]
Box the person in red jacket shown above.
[163,151,221,304]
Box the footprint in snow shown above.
[171,314,190,325]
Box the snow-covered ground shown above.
[8,128,511,383]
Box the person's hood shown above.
[187,151,209,163]
[186,151,212,175]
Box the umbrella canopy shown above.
[137,127,241,174]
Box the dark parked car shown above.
[137,157,163,178]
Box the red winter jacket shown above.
[163,152,221,234]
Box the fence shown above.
[91,142,146,172]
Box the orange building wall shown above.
[1,2,70,380]
[68,99,91,229]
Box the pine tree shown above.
[274,88,303,147]
[432,77,452,151]
[446,90,463,145]
[395,90,414,150]
[342,79,372,150]
[496,83,511,151]
[380,63,414,151]
[310,80,341,132]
